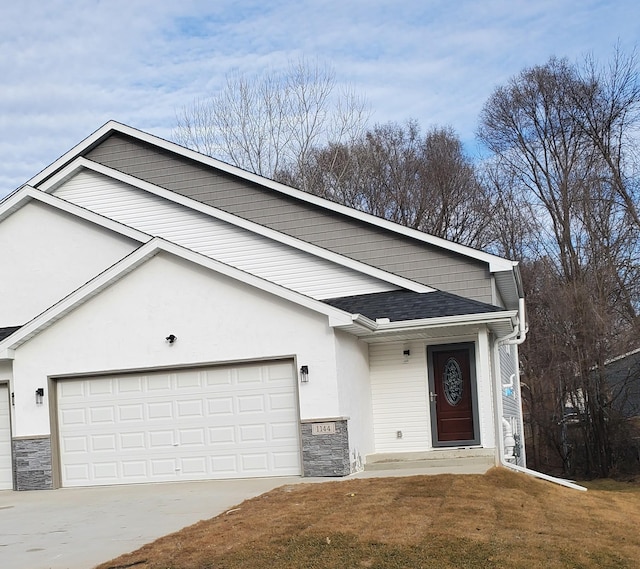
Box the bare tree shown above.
[174,59,369,182]
[280,121,497,249]
[479,53,640,477]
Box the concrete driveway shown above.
[0,476,306,569]
[0,461,490,569]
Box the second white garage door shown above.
[57,360,301,487]
[0,385,12,490]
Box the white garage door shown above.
[57,361,301,487]
[0,385,12,490]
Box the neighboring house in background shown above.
[563,350,640,423]
[602,349,640,422]
[0,122,526,491]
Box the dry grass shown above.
[95,468,640,569]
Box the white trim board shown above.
[0,237,357,357]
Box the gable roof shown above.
[34,157,432,296]
[0,185,150,244]
[0,237,359,357]
[24,122,513,269]
[0,327,20,342]
[20,121,522,303]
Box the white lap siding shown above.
[369,342,431,453]
[52,169,398,300]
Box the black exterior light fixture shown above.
[35,387,45,405]
[165,334,177,345]
[299,365,309,383]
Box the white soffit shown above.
[40,158,433,297]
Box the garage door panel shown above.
[209,425,235,444]
[179,428,206,446]
[117,377,143,393]
[0,386,13,489]
[120,432,145,449]
[57,361,301,487]
[90,378,116,396]
[90,406,116,424]
[92,434,117,451]
[60,408,87,426]
[122,460,147,478]
[205,368,233,386]
[207,397,234,415]
[119,404,144,422]
[177,370,202,388]
[237,394,265,414]
[148,375,172,391]
[177,399,204,417]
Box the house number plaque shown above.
[312,422,336,435]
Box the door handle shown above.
[430,392,437,402]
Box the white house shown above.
[0,122,526,490]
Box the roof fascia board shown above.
[0,237,355,354]
[344,310,518,334]
[30,120,517,274]
[0,185,150,244]
[40,157,433,294]
[24,122,119,188]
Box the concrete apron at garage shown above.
[0,476,305,569]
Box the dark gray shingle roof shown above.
[0,326,21,341]
[322,290,503,322]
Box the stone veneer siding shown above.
[13,437,53,490]
[301,419,350,477]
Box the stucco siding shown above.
[11,252,343,438]
[0,200,139,326]
[334,330,373,472]
[84,134,493,302]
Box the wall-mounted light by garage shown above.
[299,365,309,383]
[35,387,45,405]
[165,334,177,345]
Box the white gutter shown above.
[350,310,518,334]
[499,298,528,346]
[492,331,586,491]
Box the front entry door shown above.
[428,344,479,446]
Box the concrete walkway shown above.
[0,462,491,569]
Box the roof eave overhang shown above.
[23,121,520,274]
[37,157,433,295]
[334,310,518,342]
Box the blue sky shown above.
[0,0,638,198]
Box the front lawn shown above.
[96,468,640,569]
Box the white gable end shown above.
[0,199,139,325]
[52,169,400,300]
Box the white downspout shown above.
[502,417,516,461]
[493,314,586,491]
[502,298,528,346]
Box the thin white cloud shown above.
[0,0,638,196]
